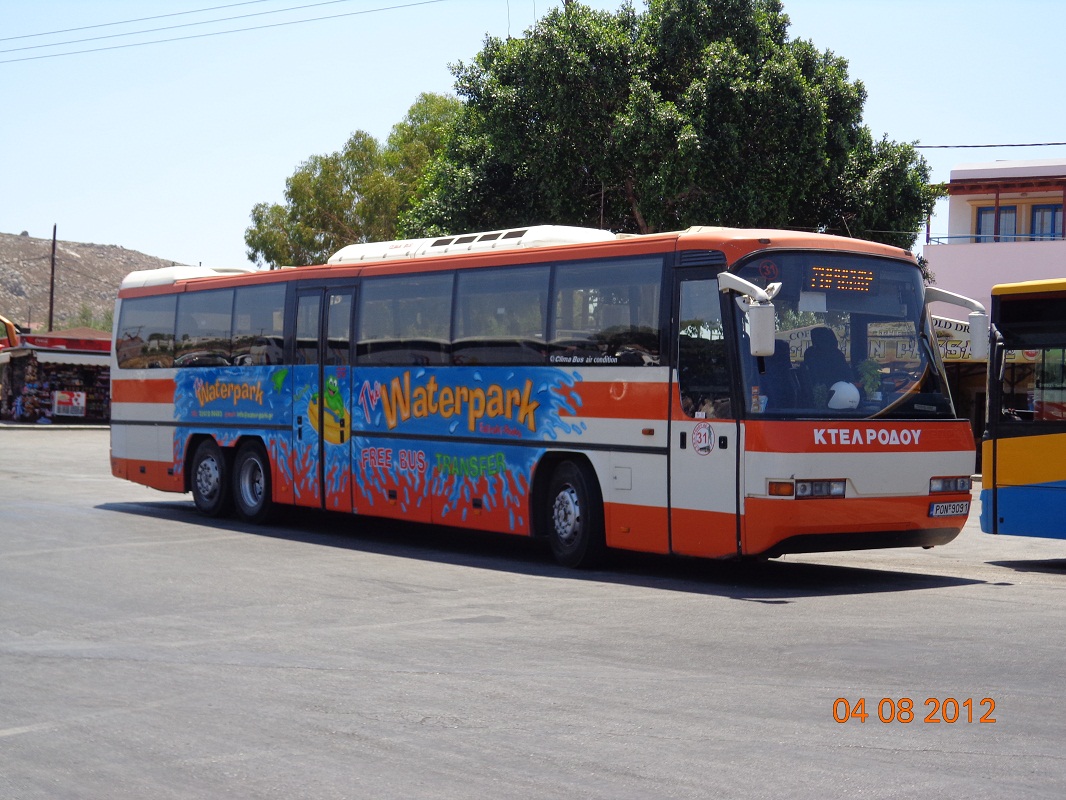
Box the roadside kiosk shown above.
[0,327,111,423]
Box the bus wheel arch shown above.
[188,436,233,517]
[534,454,606,569]
[232,437,275,524]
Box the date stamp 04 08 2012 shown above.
[833,697,997,724]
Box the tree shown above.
[246,93,461,268]
[74,303,112,332]
[404,0,938,249]
[403,3,638,236]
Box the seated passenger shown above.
[802,327,855,405]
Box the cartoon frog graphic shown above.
[308,374,349,445]
[322,375,345,422]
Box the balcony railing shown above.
[927,233,1066,245]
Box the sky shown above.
[2,0,1065,270]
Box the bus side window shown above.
[453,265,549,365]
[175,289,234,368]
[677,278,732,418]
[294,293,320,366]
[232,284,286,366]
[550,257,663,367]
[115,295,176,369]
[357,273,453,365]
[326,290,353,366]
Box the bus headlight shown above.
[930,476,971,493]
[794,479,846,499]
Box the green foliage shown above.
[831,132,942,249]
[405,0,937,249]
[73,304,112,332]
[916,252,935,285]
[403,4,638,236]
[777,307,819,331]
[245,93,461,268]
[857,358,883,395]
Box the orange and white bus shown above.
[110,225,987,566]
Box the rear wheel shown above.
[190,438,232,517]
[545,460,605,568]
[233,441,275,524]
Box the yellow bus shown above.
[982,278,1066,539]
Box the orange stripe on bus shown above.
[110,376,671,426]
[742,495,966,555]
[744,419,974,453]
[110,456,184,493]
[561,380,670,420]
[111,378,176,404]
[604,502,669,553]
[670,508,739,558]
[112,375,670,418]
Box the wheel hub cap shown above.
[552,486,581,544]
[196,458,220,500]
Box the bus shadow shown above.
[99,500,984,600]
[600,551,983,601]
[987,559,1066,575]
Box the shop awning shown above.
[0,347,110,366]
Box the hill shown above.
[0,231,180,332]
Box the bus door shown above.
[292,287,354,512]
[670,269,741,558]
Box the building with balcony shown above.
[924,158,1066,310]
[922,158,1066,459]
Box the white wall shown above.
[922,239,1066,316]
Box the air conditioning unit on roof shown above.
[327,225,619,264]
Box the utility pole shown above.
[48,223,57,332]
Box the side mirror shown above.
[717,272,778,357]
[924,286,989,361]
[968,311,989,361]
[746,303,776,357]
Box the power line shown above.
[0,0,278,42]
[916,142,1066,149]
[0,0,449,64]
[0,254,51,267]
[60,263,130,290]
[0,254,128,289]
[0,0,362,55]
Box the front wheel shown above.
[190,438,232,517]
[545,460,605,568]
[232,441,275,524]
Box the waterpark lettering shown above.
[194,378,264,407]
[814,428,923,447]
[378,373,539,432]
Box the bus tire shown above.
[545,460,605,568]
[190,438,232,517]
[233,440,275,524]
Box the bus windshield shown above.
[992,292,1066,423]
[733,251,953,420]
[981,282,1066,539]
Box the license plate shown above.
[929,501,970,517]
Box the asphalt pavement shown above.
[1,427,1064,799]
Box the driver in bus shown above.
[802,326,857,406]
